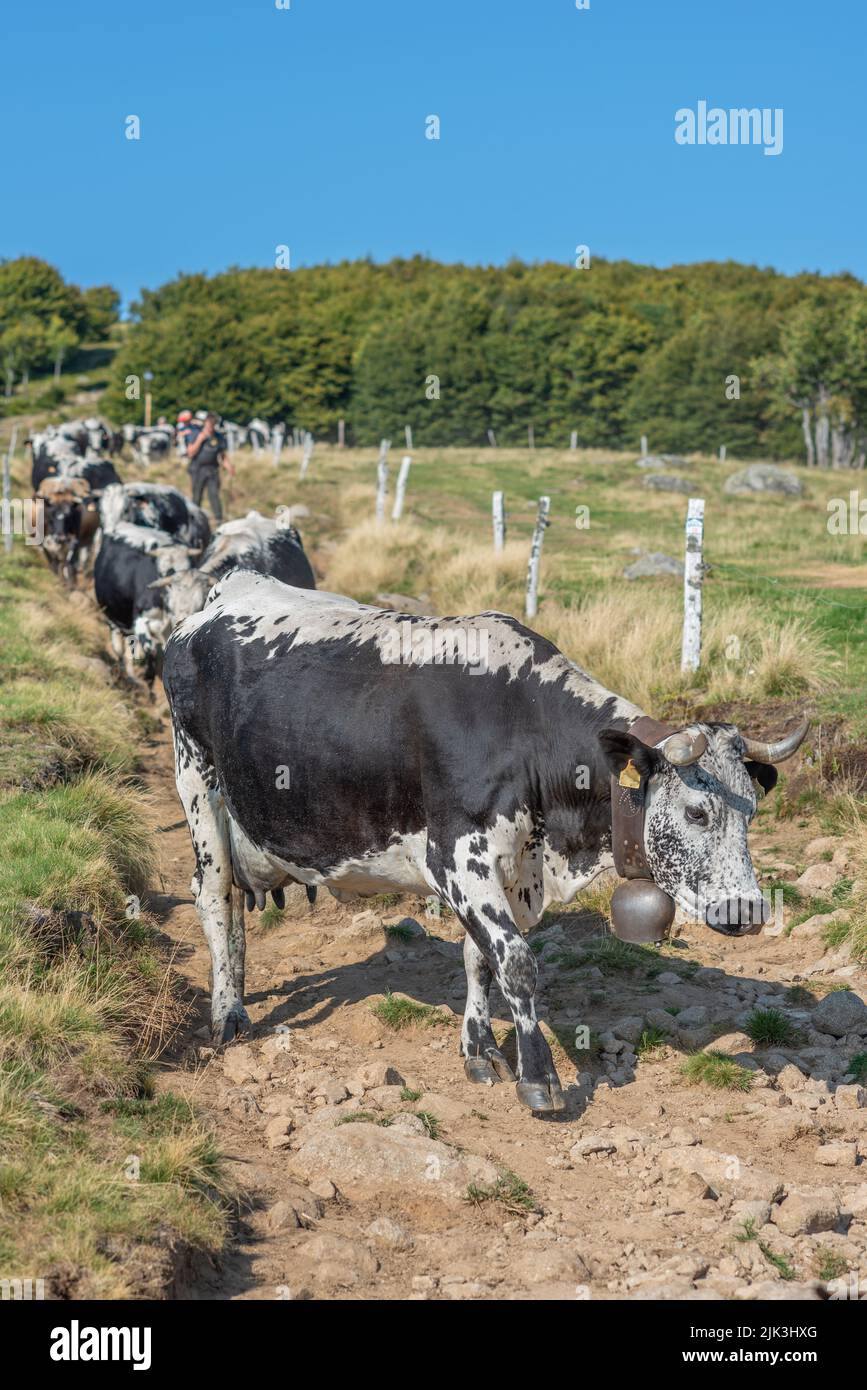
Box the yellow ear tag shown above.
[618,758,641,790]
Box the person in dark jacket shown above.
[186,412,232,522]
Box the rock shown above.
[388,1113,427,1136]
[794,863,840,894]
[656,971,683,986]
[509,1246,589,1286]
[613,1016,646,1043]
[712,1031,754,1055]
[308,1176,338,1201]
[570,1133,617,1158]
[365,1217,414,1251]
[776,1063,807,1093]
[354,1061,406,1089]
[224,1087,261,1119]
[813,991,867,1039]
[659,1146,784,1203]
[386,915,426,937]
[669,1127,699,1147]
[635,454,689,470]
[299,1233,379,1287]
[642,474,695,494]
[409,1091,473,1124]
[677,1005,710,1028]
[288,1121,500,1202]
[790,910,845,940]
[814,1142,857,1167]
[804,836,838,860]
[623,551,683,580]
[835,1084,867,1110]
[735,1280,822,1301]
[771,1189,839,1236]
[731,1199,772,1228]
[347,909,382,939]
[313,1079,349,1105]
[365,1085,407,1108]
[724,463,803,497]
[264,1115,295,1149]
[222,1044,257,1085]
[645,1008,678,1034]
[266,1199,302,1232]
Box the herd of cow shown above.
[27,417,810,1115]
[27,417,315,687]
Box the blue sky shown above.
[2,0,862,308]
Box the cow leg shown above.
[461,934,515,1085]
[173,728,251,1043]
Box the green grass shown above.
[415,1110,441,1140]
[681,1051,754,1092]
[814,1247,848,1282]
[744,1008,801,1049]
[576,936,665,978]
[400,1086,423,1102]
[635,1026,668,1058]
[0,544,227,1297]
[384,923,416,943]
[372,992,448,1030]
[465,1169,537,1215]
[759,1241,796,1281]
[847,1052,867,1085]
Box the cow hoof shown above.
[515,1078,566,1114]
[213,1007,251,1045]
[464,1049,516,1085]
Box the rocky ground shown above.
[142,723,867,1302]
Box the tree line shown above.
[0,257,120,400]
[8,254,867,464]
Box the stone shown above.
[656,972,682,986]
[790,911,845,940]
[354,1061,406,1089]
[623,551,683,580]
[776,1063,807,1093]
[612,1016,646,1043]
[264,1115,294,1149]
[676,1005,710,1027]
[222,1044,257,1085]
[313,1079,349,1105]
[813,991,867,1039]
[288,1121,500,1202]
[712,1031,754,1055]
[642,473,695,494]
[771,1190,839,1236]
[724,463,803,497]
[570,1133,617,1158]
[299,1233,379,1287]
[659,1146,784,1203]
[386,915,426,937]
[835,1084,867,1110]
[365,1216,415,1251]
[794,863,840,895]
[814,1142,857,1167]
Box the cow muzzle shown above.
[704,895,769,935]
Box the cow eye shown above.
[685,805,709,826]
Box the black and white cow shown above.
[94,522,202,688]
[122,423,174,464]
[163,578,806,1111]
[100,482,211,550]
[150,509,315,620]
[28,428,83,490]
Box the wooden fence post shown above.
[338,418,345,448]
[570,430,578,451]
[392,455,411,520]
[525,495,550,619]
[528,424,535,451]
[2,429,13,555]
[299,432,314,479]
[492,491,505,552]
[405,424,413,450]
[487,429,497,448]
[376,455,389,522]
[681,497,705,673]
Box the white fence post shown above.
[392,455,411,520]
[338,418,345,448]
[299,432,314,479]
[376,455,389,522]
[528,424,535,451]
[570,430,578,451]
[2,439,11,556]
[487,428,497,448]
[492,490,505,552]
[681,497,705,673]
[719,444,726,463]
[525,495,550,619]
[271,429,284,466]
[640,433,648,457]
[405,424,413,450]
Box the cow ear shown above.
[745,761,778,799]
[598,728,662,786]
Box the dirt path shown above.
[140,713,867,1302]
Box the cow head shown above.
[599,718,807,934]
[147,567,212,626]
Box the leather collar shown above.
[610,715,675,879]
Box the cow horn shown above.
[186,547,202,556]
[741,715,809,764]
[147,575,174,590]
[661,728,708,767]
